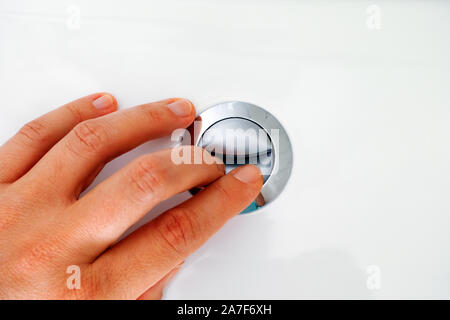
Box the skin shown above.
[0,93,263,300]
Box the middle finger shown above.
[64,147,224,259]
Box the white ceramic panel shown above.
[0,0,449,299]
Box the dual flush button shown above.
[186,101,293,214]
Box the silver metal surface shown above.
[199,117,274,183]
[188,101,293,214]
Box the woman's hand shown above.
[0,93,262,299]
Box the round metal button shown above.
[188,101,293,214]
[198,117,274,183]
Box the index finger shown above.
[19,98,196,198]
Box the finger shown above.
[138,264,182,300]
[91,164,262,299]
[21,98,195,197]
[64,147,224,259]
[0,93,117,183]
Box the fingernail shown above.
[167,99,192,117]
[231,165,262,184]
[93,94,114,110]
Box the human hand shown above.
[0,93,262,299]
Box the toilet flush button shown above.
[199,117,274,183]
[188,101,293,214]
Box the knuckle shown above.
[65,103,85,124]
[211,181,234,202]
[11,238,62,276]
[139,104,164,123]
[156,208,197,256]
[68,121,110,156]
[17,120,49,145]
[127,157,168,201]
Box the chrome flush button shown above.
[188,101,293,214]
[199,117,274,183]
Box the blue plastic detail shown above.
[240,201,258,214]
